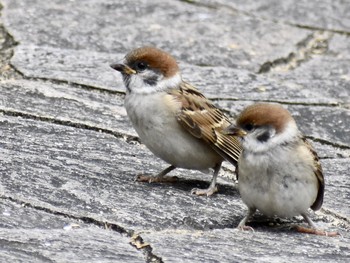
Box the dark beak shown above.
[223,125,247,137]
[110,63,136,75]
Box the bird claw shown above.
[135,174,178,183]
[295,226,340,237]
[237,225,255,232]
[190,186,218,196]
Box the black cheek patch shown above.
[144,75,158,86]
[257,131,270,142]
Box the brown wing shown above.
[303,137,325,211]
[169,82,242,166]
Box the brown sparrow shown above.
[224,103,336,235]
[110,46,241,196]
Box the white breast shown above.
[238,143,318,218]
[124,91,222,170]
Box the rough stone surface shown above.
[202,0,350,33]
[0,200,144,263]
[3,0,312,71]
[0,79,135,135]
[143,228,350,263]
[0,0,349,262]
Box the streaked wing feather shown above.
[170,82,242,166]
[303,137,324,211]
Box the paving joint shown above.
[0,194,163,263]
[258,31,333,73]
[305,135,350,150]
[0,109,141,144]
[13,74,126,96]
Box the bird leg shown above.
[191,163,221,196]
[237,208,256,231]
[295,213,340,237]
[136,165,178,183]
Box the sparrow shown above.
[110,46,242,196]
[224,103,337,235]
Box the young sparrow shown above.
[224,103,334,235]
[110,46,241,196]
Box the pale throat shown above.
[127,72,182,95]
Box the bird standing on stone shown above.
[110,46,241,196]
[224,103,337,235]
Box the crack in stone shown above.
[0,6,161,263]
[0,195,163,263]
[258,31,333,74]
[305,135,350,150]
[0,25,17,51]
[0,4,20,81]
[0,8,121,96]
[320,208,350,230]
[287,23,350,36]
[0,27,20,80]
[0,109,141,144]
[18,74,125,96]
[178,0,217,10]
[1,102,347,154]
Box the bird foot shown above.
[190,186,218,196]
[295,226,340,237]
[135,174,179,184]
[237,225,255,232]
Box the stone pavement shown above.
[0,0,349,262]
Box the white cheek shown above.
[242,121,299,153]
[157,73,182,89]
[242,135,270,153]
[271,121,299,145]
[127,72,182,95]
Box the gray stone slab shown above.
[200,0,350,33]
[0,228,144,263]
[1,115,349,262]
[322,158,350,219]
[0,115,244,232]
[8,46,346,106]
[142,227,350,263]
[0,199,144,263]
[2,115,347,230]
[10,45,123,92]
[1,76,347,149]
[265,34,350,106]
[0,79,135,136]
[0,198,72,230]
[3,0,311,71]
[1,0,350,262]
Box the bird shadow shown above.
[136,176,239,197]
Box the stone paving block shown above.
[0,200,144,263]
[322,158,350,219]
[3,0,311,71]
[9,46,348,107]
[0,79,135,136]
[1,115,349,262]
[199,0,350,33]
[0,115,245,232]
[10,45,121,92]
[1,0,350,262]
[142,227,350,263]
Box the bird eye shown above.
[135,61,148,71]
[244,123,254,131]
